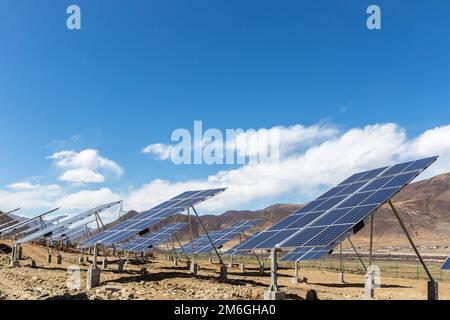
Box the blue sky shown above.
[1,1,450,218]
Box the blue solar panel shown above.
[79,188,226,248]
[441,257,450,270]
[178,220,258,254]
[119,223,186,252]
[229,156,437,254]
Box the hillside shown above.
[105,173,450,246]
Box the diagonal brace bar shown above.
[388,200,435,283]
[190,206,225,266]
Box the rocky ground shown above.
[0,241,449,300]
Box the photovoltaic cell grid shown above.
[442,257,450,270]
[16,202,121,244]
[80,188,226,248]
[179,220,259,254]
[118,223,187,252]
[231,157,437,256]
[280,244,336,262]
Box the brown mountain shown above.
[106,173,450,246]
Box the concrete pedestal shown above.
[427,281,439,300]
[186,260,191,270]
[208,257,212,264]
[338,272,345,283]
[30,260,36,268]
[219,265,227,280]
[102,258,108,269]
[259,264,265,274]
[173,259,178,267]
[117,259,125,272]
[291,277,301,284]
[264,290,285,300]
[10,260,20,267]
[364,273,375,299]
[79,255,84,263]
[56,254,62,265]
[240,264,245,272]
[47,254,52,264]
[17,246,23,260]
[190,262,198,275]
[86,267,101,289]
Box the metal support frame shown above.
[388,201,436,284]
[268,248,279,291]
[347,237,367,271]
[264,248,285,300]
[174,233,190,263]
[242,232,264,269]
[190,206,225,267]
[186,207,196,264]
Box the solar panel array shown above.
[16,202,121,244]
[442,257,450,270]
[80,188,226,248]
[118,223,186,252]
[179,220,259,254]
[230,157,437,260]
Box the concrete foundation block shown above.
[30,260,36,268]
[220,265,227,280]
[428,281,439,300]
[240,264,245,272]
[17,246,23,260]
[10,260,20,267]
[338,272,345,283]
[102,258,108,269]
[263,290,285,300]
[259,264,265,274]
[186,260,191,270]
[47,254,52,264]
[364,273,375,299]
[117,259,125,272]
[56,254,62,265]
[173,259,178,267]
[190,263,198,275]
[291,277,301,284]
[86,266,101,290]
[79,255,84,263]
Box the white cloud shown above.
[129,123,450,213]
[142,143,174,160]
[2,123,450,219]
[0,183,62,210]
[142,123,339,162]
[56,188,121,210]
[48,149,123,184]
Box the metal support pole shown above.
[264,248,285,300]
[174,233,190,263]
[348,237,367,271]
[388,201,435,283]
[269,249,279,292]
[190,206,224,266]
[242,232,263,268]
[186,207,196,264]
[369,213,374,266]
[93,243,98,269]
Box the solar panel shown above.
[14,215,68,238]
[0,208,60,236]
[229,157,437,256]
[80,188,226,248]
[118,222,186,252]
[441,257,450,270]
[179,220,259,254]
[15,202,121,244]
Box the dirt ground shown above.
[0,241,448,300]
